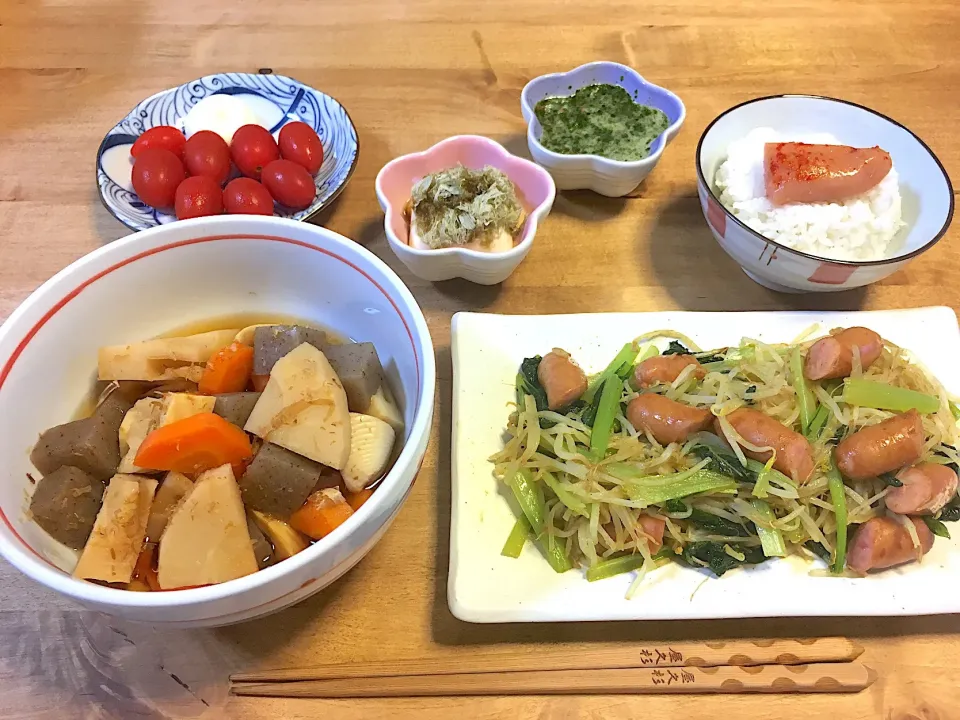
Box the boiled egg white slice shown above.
[182,94,260,144]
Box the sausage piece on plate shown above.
[720,407,814,483]
[834,410,924,481]
[537,349,587,411]
[846,516,933,574]
[634,355,705,389]
[638,514,666,553]
[804,327,883,381]
[626,394,713,445]
[886,463,959,515]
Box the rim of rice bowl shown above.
[696,94,955,267]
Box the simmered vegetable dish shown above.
[28,323,403,591]
[492,327,960,595]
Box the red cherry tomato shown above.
[261,159,317,210]
[278,122,324,175]
[131,126,186,159]
[230,125,279,180]
[175,176,224,220]
[183,131,231,185]
[131,148,186,209]
[223,178,274,215]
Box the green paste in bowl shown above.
[533,84,670,162]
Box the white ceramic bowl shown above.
[520,62,685,197]
[376,135,556,285]
[0,216,435,627]
[696,95,955,293]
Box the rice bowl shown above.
[714,128,905,261]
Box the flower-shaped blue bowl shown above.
[520,62,685,197]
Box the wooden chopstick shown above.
[230,662,875,697]
[229,637,862,683]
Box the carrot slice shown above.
[290,488,354,540]
[134,413,253,475]
[250,374,270,392]
[346,488,374,511]
[198,342,254,395]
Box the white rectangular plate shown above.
[449,307,960,623]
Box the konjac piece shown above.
[73,474,157,584]
[239,442,323,518]
[213,392,261,427]
[157,464,258,589]
[252,325,329,376]
[29,467,105,549]
[324,343,385,412]
[31,387,134,480]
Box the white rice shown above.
[713,127,905,261]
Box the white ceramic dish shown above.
[696,95,954,293]
[520,62,685,197]
[0,216,435,627]
[449,307,960,623]
[375,135,556,285]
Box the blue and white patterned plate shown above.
[97,72,359,231]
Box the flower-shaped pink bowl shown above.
[375,135,556,285]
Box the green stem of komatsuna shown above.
[790,347,818,434]
[841,379,939,414]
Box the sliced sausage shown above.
[537,349,587,410]
[635,355,705,389]
[30,388,134,480]
[626,394,713,445]
[239,442,325,518]
[804,327,883,381]
[324,342,385,412]
[886,463,959,515]
[252,325,329,375]
[846,516,934,574]
[29,467,104,549]
[213,392,262,428]
[835,410,924,481]
[638,514,666,553]
[720,408,814,483]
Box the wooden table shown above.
[1,0,958,717]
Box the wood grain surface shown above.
[0,0,958,718]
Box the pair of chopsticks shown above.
[230,637,874,697]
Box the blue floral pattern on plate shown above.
[96,72,359,231]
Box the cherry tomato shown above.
[175,176,224,220]
[261,159,317,210]
[223,178,274,215]
[230,125,279,180]
[131,148,186,209]
[278,122,324,175]
[131,126,186,159]
[183,131,231,185]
